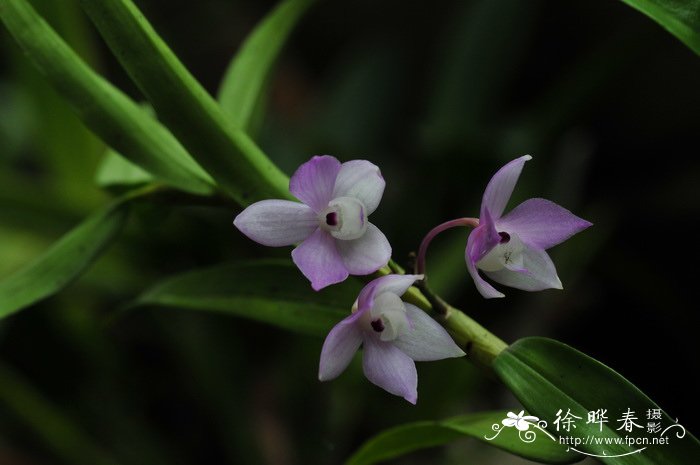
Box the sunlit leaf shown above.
[0,0,215,195]
[218,0,314,133]
[95,150,155,188]
[346,410,582,465]
[79,0,293,206]
[132,260,359,337]
[494,337,700,464]
[619,0,700,55]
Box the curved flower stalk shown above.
[234,155,391,290]
[465,155,592,298]
[318,274,465,403]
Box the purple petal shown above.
[484,244,562,291]
[465,230,505,299]
[292,228,348,290]
[318,313,363,381]
[233,200,318,246]
[393,304,465,361]
[332,160,385,215]
[362,336,418,404]
[481,155,532,220]
[357,274,423,312]
[496,198,592,250]
[468,209,501,264]
[336,223,391,275]
[289,155,341,212]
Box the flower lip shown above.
[319,196,368,240]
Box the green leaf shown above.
[131,260,360,337]
[0,0,215,195]
[95,150,155,188]
[494,337,700,464]
[0,186,157,319]
[79,0,293,206]
[618,0,700,55]
[217,0,314,132]
[346,410,582,465]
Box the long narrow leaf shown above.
[346,410,582,465]
[619,0,700,55]
[218,0,314,132]
[494,338,700,464]
[0,186,158,319]
[131,260,359,337]
[0,0,214,195]
[79,0,293,206]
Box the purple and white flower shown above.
[318,274,465,404]
[466,155,592,298]
[234,155,391,290]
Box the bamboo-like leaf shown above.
[217,0,314,132]
[494,338,700,464]
[346,410,582,465]
[619,0,700,55]
[0,186,157,319]
[79,0,293,206]
[132,260,359,337]
[0,0,215,195]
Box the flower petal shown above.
[292,228,348,290]
[481,155,532,220]
[503,418,517,427]
[393,304,465,361]
[336,223,391,276]
[468,208,501,264]
[496,198,592,250]
[357,274,423,311]
[318,313,363,381]
[484,244,562,291]
[332,160,385,215]
[289,155,341,212]
[362,336,418,404]
[233,200,318,246]
[466,229,505,299]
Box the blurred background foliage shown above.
[0,0,698,464]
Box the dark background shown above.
[0,0,698,464]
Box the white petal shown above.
[393,304,465,361]
[481,155,531,220]
[336,223,391,275]
[233,200,317,246]
[318,313,363,381]
[356,274,423,311]
[362,336,418,404]
[485,244,562,291]
[332,160,385,215]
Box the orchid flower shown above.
[318,274,465,404]
[466,155,592,298]
[234,155,391,290]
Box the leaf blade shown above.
[79,0,293,205]
[217,0,314,132]
[345,410,582,465]
[0,196,130,319]
[618,0,700,54]
[494,337,700,464]
[0,0,215,195]
[132,260,360,337]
